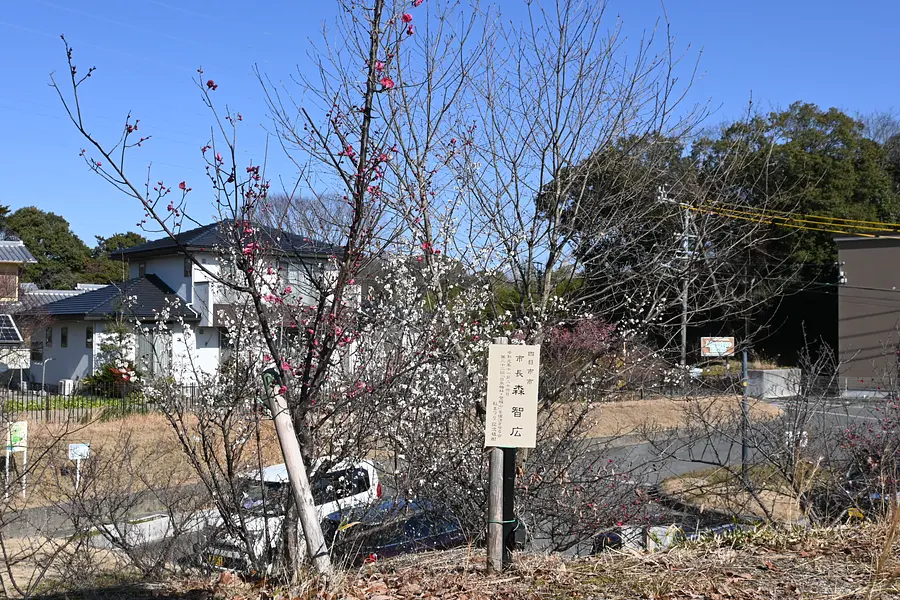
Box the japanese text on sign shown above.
[485,344,540,448]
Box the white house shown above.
[27,221,338,388]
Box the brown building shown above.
[836,236,900,394]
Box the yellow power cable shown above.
[701,201,900,230]
[697,206,887,233]
[682,204,878,237]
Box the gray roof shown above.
[21,289,86,310]
[109,220,341,260]
[26,275,199,321]
[0,241,37,264]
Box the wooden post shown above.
[263,372,332,576]
[487,335,508,573]
[488,446,504,572]
[502,446,516,566]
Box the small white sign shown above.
[7,421,27,453]
[68,443,91,461]
[485,344,540,448]
[701,337,735,357]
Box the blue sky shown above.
[1,0,898,244]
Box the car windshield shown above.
[311,467,370,505]
[238,480,287,516]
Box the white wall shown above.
[130,252,326,318]
[30,320,227,387]
[29,322,100,387]
[91,322,135,369]
[194,252,247,309]
[130,255,192,303]
[190,252,221,283]
[170,324,221,384]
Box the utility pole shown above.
[680,271,689,366]
[741,348,750,486]
[659,186,693,367]
[680,201,695,367]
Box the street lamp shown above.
[40,358,54,394]
[40,357,55,420]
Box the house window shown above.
[184,256,192,278]
[85,326,93,349]
[30,341,43,363]
[138,262,146,277]
[45,327,52,348]
[60,326,68,348]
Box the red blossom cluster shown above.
[547,318,617,356]
[420,241,441,256]
[110,367,131,381]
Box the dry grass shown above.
[92,522,900,599]
[11,414,284,510]
[0,535,125,597]
[661,473,804,524]
[311,524,900,599]
[8,396,781,507]
[584,395,782,438]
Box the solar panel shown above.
[0,315,23,344]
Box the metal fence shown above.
[0,383,206,423]
[609,373,744,399]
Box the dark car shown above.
[324,499,467,564]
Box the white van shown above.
[205,459,381,572]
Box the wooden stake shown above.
[487,335,508,573]
[269,387,332,576]
[487,445,503,573]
